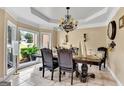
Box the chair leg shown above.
[59,68,61,82]
[51,70,54,80]
[75,70,79,78]
[63,72,65,75]
[71,71,73,85]
[99,64,101,70]
[75,65,79,77]
[42,67,45,77]
[104,62,106,68]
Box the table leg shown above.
[80,64,88,83]
[88,73,95,78]
[80,63,95,83]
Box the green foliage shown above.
[24,33,33,43]
[21,48,29,58]
[21,45,39,59]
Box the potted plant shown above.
[21,45,39,62]
[21,48,30,62]
[29,45,39,60]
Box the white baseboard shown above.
[107,66,123,86]
[18,61,40,70]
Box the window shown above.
[42,34,50,48]
[40,32,51,49]
[6,20,16,74]
[19,29,39,63]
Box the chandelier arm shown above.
[59,7,78,33]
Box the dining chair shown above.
[89,47,107,70]
[41,48,58,80]
[57,49,77,85]
[97,47,107,70]
[70,47,79,55]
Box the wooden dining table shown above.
[54,54,102,82]
[34,53,102,83]
[73,55,101,65]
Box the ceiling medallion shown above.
[59,7,78,33]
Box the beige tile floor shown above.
[6,63,117,86]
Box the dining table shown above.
[54,54,101,82]
[73,55,101,82]
[34,53,102,83]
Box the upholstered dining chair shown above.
[57,49,77,85]
[97,47,108,70]
[89,47,107,70]
[70,47,79,55]
[41,48,58,80]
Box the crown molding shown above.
[39,25,55,30]
[2,8,54,30]
[78,22,106,29]
[32,7,109,26]
[79,7,120,28]
[31,7,58,23]
[80,8,108,23]
[105,7,120,25]
[2,7,120,31]
[2,7,18,21]
[17,17,40,28]
[31,7,115,29]
[31,7,50,22]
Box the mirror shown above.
[107,21,116,40]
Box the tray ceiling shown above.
[4,7,119,29]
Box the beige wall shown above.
[0,9,5,78]
[17,22,39,31]
[106,8,124,85]
[57,27,106,52]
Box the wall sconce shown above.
[108,41,116,51]
[63,34,69,45]
[83,33,87,42]
[65,34,68,43]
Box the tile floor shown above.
[6,63,117,86]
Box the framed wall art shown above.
[119,15,124,29]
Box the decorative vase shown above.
[78,41,83,57]
[83,41,87,58]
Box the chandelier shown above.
[59,7,78,33]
